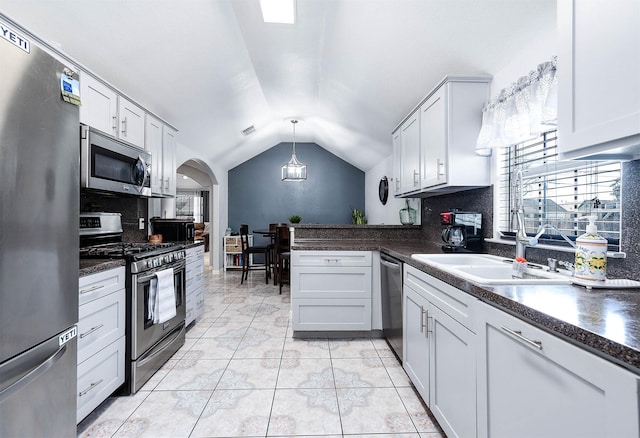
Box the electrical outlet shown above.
[139,217,145,230]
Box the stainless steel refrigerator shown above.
[0,17,79,437]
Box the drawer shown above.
[78,289,125,364]
[77,336,125,424]
[404,265,477,331]
[292,267,372,299]
[79,266,126,306]
[292,251,372,267]
[292,298,371,331]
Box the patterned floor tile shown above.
[268,388,342,436]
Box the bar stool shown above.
[240,224,270,284]
[274,225,290,294]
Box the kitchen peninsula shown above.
[291,223,640,438]
[291,224,640,373]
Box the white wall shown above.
[365,155,421,225]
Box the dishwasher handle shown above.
[380,254,402,270]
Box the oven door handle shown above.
[136,263,185,283]
[137,324,186,367]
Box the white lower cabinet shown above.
[476,301,640,438]
[403,265,477,438]
[291,251,372,331]
[77,267,126,424]
[185,244,205,326]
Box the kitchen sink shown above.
[411,253,572,285]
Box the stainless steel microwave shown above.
[80,124,152,197]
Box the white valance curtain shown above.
[476,56,557,155]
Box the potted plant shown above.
[289,215,301,224]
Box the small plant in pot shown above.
[289,215,301,224]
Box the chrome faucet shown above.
[511,167,537,259]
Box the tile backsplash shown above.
[81,192,148,242]
[420,159,640,282]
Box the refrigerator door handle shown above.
[0,344,67,405]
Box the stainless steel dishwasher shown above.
[380,253,403,362]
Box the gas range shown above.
[79,212,186,273]
[79,241,186,273]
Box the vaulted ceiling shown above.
[1,0,555,172]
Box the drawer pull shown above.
[501,326,543,350]
[420,306,426,334]
[79,379,103,397]
[323,259,340,263]
[79,284,104,295]
[80,324,104,339]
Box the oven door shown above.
[80,124,151,197]
[131,260,186,359]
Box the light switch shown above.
[139,217,145,230]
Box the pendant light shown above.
[281,119,307,181]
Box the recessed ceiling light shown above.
[260,0,296,24]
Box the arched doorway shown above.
[176,159,219,270]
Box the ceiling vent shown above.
[241,125,256,136]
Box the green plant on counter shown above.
[289,215,302,223]
[352,209,367,225]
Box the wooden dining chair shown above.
[274,225,290,294]
[240,224,270,284]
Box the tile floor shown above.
[77,266,444,438]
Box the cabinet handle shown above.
[121,116,127,136]
[112,116,117,134]
[501,326,543,350]
[426,310,433,336]
[165,177,170,190]
[437,159,445,178]
[80,324,104,339]
[79,379,103,397]
[79,284,104,295]
[420,306,426,334]
[413,170,419,186]
[395,179,400,191]
[323,258,340,263]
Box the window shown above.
[497,130,622,252]
[176,191,204,223]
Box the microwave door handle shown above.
[136,155,147,193]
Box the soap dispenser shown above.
[574,216,607,281]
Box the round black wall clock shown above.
[378,176,389,205]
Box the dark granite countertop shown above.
[79,259,126,277]
[292,239,640,375]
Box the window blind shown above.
[497,130,621,252]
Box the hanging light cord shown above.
[291,120,298,155]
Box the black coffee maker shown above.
[440,210,483,253]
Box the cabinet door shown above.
[399,113,420,194]
[477,302,639,438]
[420,85,447,188]
[403,286,430,403]
[558,0,640,158]
[162,125,177,196]
[118,97,145,148]
[145,115,164,195]
[428,303,476,438]
[79,72,118,136]
[392,130,402,195]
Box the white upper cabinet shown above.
[162,125,177,197]
[392,75,492,197]
[117,97,145,148]
[80,73,146,149]
[558,0,640,159]
[419,85,447,188]
[146,116,177,197]
[79,72,118,137]
[399,112,421,194]
[392,131,402,195]
[145,115,164,195]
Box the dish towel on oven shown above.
[148,268,176,324]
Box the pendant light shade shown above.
[281,120,307,181]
